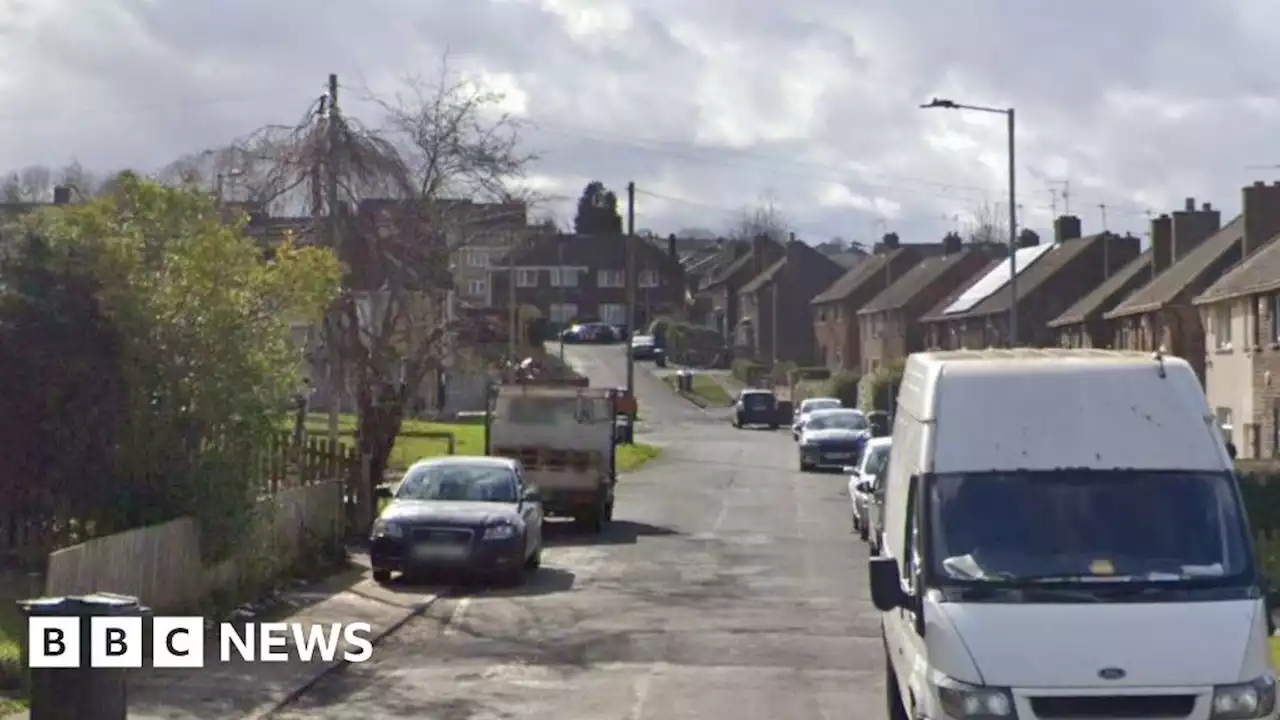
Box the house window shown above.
[550,268,578,287]
[1215,305,1232,349]
[600,303,626,325]
[466,251,489,267]
[549,303,577,323]
[1253,297,1263,347]
[1272,295,1280,343]
[598,269,624,287]
[639,270,658,288]
[466,279,486,295]
[516,269,538,287]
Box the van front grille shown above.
[1029,694,1195,718]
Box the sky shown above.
[2,0,1279,245]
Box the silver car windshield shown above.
[806,412,867,430]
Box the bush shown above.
[861,360,905,414]
[824,371,860,407]
[789,366,832,384]
[731,359,768,385]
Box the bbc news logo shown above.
[27,617,374,668]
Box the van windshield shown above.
[927,470,1253,587]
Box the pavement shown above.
[268,344,884,719]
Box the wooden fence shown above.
[0,432,357,562]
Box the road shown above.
[274,343,885,719]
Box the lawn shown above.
[664,373,733,407]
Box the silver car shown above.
[848,437,891,543]
[792,397,843,439]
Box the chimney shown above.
[1017,228,1040,248]
[941,231,963,256]
[1169,197,1220,263]
[1053,215,1082,243]
[667,233,677,259]
[1241,182,1280,257]
[1150,214,1173,275]
[52,186,71,204]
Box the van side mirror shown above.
[869,557,907,611]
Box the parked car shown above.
[792,397,843,439]
[732,389,780,429]
[560,322,617,344]
[370,456,543,586]
[797,408,869,472]
[848,436,891,543]
[630,334,663,361]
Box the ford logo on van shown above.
[1098,667,1126,680]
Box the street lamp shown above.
[921,97,1018,346]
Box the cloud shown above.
[2,0,1277,244]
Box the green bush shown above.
[731,359,768,385]
[1234,463,1280,589]
[824,371,860,407]
[790,366,832,383]
[861,360,905,414]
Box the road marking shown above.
[443,597,470,636]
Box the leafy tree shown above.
[574,181,622,234]
[10,176,341,553]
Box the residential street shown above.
[274,344,884,719]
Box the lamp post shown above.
[921,98,1018,346]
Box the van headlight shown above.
[934,675,1015,718]
[371,518,403,539]
[1212,675,1277,719]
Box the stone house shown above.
[1104,185,1280,386]
[920,217,1139,349]
[811,235,923,373]
[855,235,998,373]
[1193,231,1280,458]
[734,238,845,365]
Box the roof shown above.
[1194,231,1280,305]
[920,257,1005,318]
[738,256,787,295]
[913,347,1180,364]
[921,235,1104,322]
[703,249,757,289]
[857,250,981,315]
[1048,249,1154,327]
[408,455,517,470]
[1106,215,1243,318]
[811,249,911,305]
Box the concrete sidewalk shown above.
[4,569,438,720]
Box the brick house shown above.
[489,233,684,328]
[734,238,845,365]
[1104,185,1280,386]
[919,217,1140,349]
[1048,248,1155,349]
[444,200,530,307]
[1194,231,1280,458]
[856,234,998,373]
[811,237,924,372]
[696,235,785,342]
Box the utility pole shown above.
[1006,109,1018,347]
[625,182,636,397]
[507,232,517,362]
[557,239,566,360]
[1099,204,1110,277]
[324,73,341,448]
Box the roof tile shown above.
[857,249,990,314]
[1193,232,1280,305]
[1106,215,1243,318]
[1048,249,1154,327]
[811,248,914,304]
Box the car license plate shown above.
[825,452,852,460]
[411,543,467,560]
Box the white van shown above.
[871,349,1276,720]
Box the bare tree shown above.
[217,55,537,528]
[728,193,789,241]
[965,200,1010,245]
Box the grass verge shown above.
[1271,636,1280,669]
[617,443,661,472]
[663,374,733,407]
[296,413,485,472]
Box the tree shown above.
[574,181,622,234]
[728,194,788,241]
[216,55,537,529]
[965,200,1010,245]
[7,176,341,551]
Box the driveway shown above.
[272,343,885,719]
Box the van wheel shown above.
[886,659,909,720]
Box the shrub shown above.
[731,359,768,385]
[861,360,905,414]
[824,371,860,407]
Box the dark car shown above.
[732,389,780,429]
[370,456,543,585]
[629,334,664,362]
[797,408,870,472]
[561,322,616,344]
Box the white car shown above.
[792,397,842,439]
[848,437,891,543]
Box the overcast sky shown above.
[3,0,1279,244]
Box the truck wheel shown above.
[372,569,392,584]
[575,509,603,533]
[603,500,614,521]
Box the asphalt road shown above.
[274,344,885,719]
